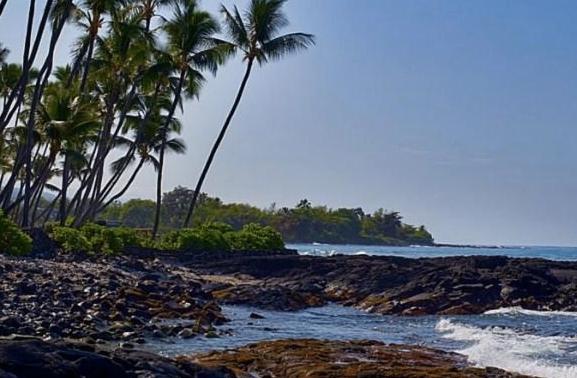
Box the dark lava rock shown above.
[26,228,58,259]
[0,338,236,378]
[0,338,127,378]
[191,339,530,377]
[189,254,577,315]
[0,254,226,343]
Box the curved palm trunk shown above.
[22,15,68,227]
[79,32,96,94]
[59,154,69,225]
[183,59,254,228]
[152,70,185,239]
[98,157,145,213]
[0,0,53,133]
[0,0,8,18]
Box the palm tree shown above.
[102,100,185,214]
[71,0,128,91]
[151,0,233,238]
[22,0,77,227]
[37,81,100,224]
[72,9,154,225]
[183,0,314,227]
[134,0,172,31]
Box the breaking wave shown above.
[436,318,577,378]
[484,306,577,318]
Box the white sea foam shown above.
[484,307,577,317]
[436,318,577,378]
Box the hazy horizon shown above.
[2,0,577,246]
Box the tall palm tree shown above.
[183,0,314,227]
[151,0,233,238]
[22,0,76,227]
[72,9,154,225]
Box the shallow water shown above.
[290,242,577,261]
[149,243,577,378]
[149,304,577,378]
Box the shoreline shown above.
[0,250,574,376]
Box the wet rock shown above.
[191,339,530,377]
[249,312,265,319]
[177,328,195,339]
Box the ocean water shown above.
[149,244,577,378]
[289,242,577,261]
[150,305,577,378]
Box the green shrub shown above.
[51,227,92,253]
[226,223,285,251]
[0,211,32,256]
[82,224,134,255]
[165,228,231,251]
[112,227,153,248]
[50,224,152,255]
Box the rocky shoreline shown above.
[189,253,577,315]
[0,249,574,376]
[0,337,532,378]
[0,254,226,344]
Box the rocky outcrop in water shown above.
[191,339,531,377]
[189,254,577,315]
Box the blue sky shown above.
[2,0,577,246]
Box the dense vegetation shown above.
[101,186,435,246]
[47,221,285,254]
[0,0,314,237]
[0,210,32,255]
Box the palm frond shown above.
[248,0,288,42]
[220,5,249,48]
[261,32,315,62]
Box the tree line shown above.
[100,186,435,245]
[0,0,314,238]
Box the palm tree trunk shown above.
[22,15,68,227]
[152,70,185,238]
[39,192,60,223]
[98,157,145,213]
[152,146,165,238]
[183,59,254,228]
[0,0,53,132]
[79,33,95,94]
[0,0,8,17]
[0,0,35,131]
[59,154,69,225]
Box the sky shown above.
[2,0,577,246]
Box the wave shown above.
[484,306,577,317]
[436,318,577,378]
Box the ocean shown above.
[149,243,577,378]
[291,242,577,261]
